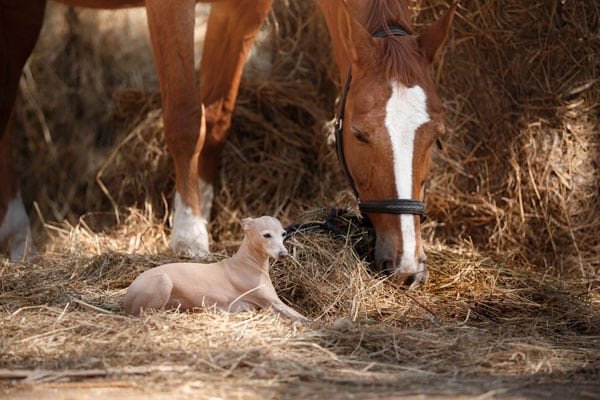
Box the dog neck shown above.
[230,236,270,273]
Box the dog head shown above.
[241,216,288,260]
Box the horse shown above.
[0,0,455,285]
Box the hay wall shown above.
[12,1,600,277]
[424,0,599,277]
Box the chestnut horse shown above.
[0,0,455,284]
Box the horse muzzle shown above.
[377,254,429,288]
[395,268,429,288]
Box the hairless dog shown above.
[124,216,307,320]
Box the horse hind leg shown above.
[0,184,38,262]
[0,113,36,262]
[197,0,274,220]
[0,0,46,262]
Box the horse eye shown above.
[351,127,370,144]
[263,233,272,239]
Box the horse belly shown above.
[53,0,145,9]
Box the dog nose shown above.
[278,250,288,259]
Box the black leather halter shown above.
[334,26,427,222]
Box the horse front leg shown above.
[0,0,46,262]
[146,0,208,257]
[197,0,273,220]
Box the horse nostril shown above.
[403,273,419,287]
[376,259,394,273]
[278,251,288,259]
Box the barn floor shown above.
[2,231,599,399]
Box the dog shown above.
[124,216,307,320]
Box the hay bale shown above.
[421,0,600,277]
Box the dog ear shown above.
[241,217,254,231]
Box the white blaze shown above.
[384,83,430,272]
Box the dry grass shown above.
[3,0,600,397]
[2,224,599,396]
[420,0,600,277]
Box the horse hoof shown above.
[170,235,210,259]
[170,193,211,258]
[170,219,210,258]
[9,240,39,264]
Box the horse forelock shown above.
[381,40,425,86]
[363,0,413,35]
[363,0,424,86]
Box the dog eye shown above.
[263,233,272,239]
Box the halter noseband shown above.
[334,26,427,223]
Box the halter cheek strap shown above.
[334,26,428,223]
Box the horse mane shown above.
[362,0,425,85]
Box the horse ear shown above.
[336,0,377,66]
[241,218,254,231]
[417,1,457,64]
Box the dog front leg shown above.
[270,301,309,321]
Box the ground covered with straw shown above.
[2,0,599,398]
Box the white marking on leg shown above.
[198,178,214,222]
[0,192,37,262]
[385,83,430,273]
[170,192,210,258]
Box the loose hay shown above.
[2,238,599,395]
[4,0,600,397]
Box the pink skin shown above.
[124,216,307,321]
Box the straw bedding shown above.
[2,0,600,397]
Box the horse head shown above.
[329,0,456,285]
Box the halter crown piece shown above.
[334,25,427,223]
